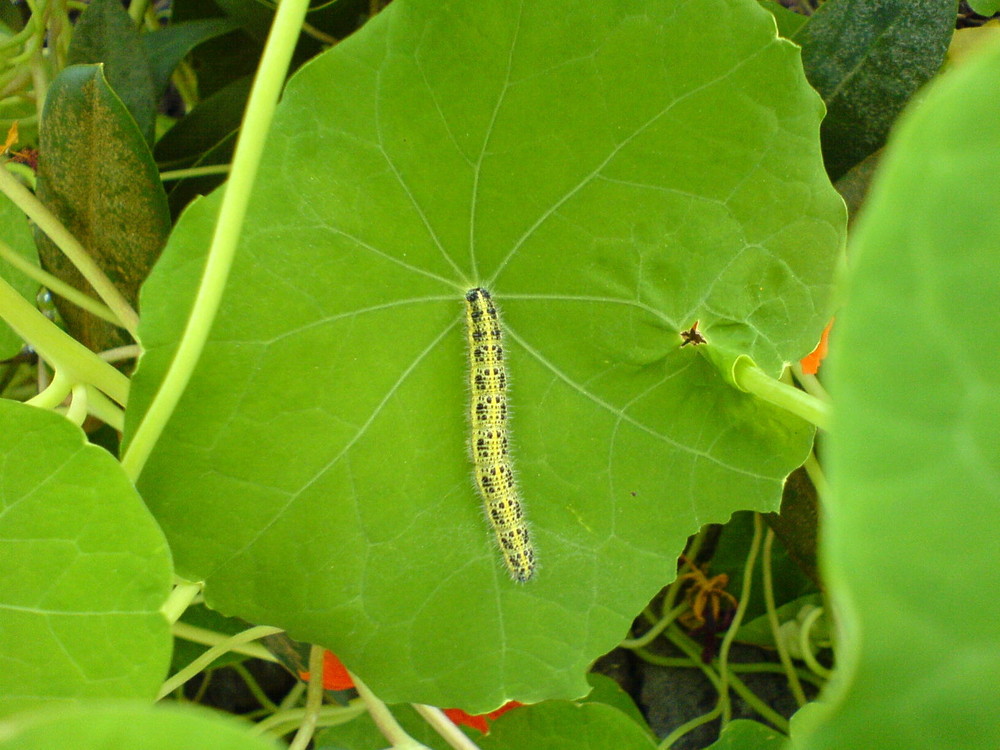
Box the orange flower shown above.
[299,651,524,732]
[298,649,355,691]
[800,319,833,375]
[444,701,523,733]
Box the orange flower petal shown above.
[444,708,489,733]
[800,319,833,375]
[444,701,523,734]
[298,650,355,691]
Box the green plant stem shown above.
[157,625,284,700]
[287,645,325,750]
[620,603,688,649]
[172,622,278,662]
[0,274,129,404]
[632,645,824,688]
[791,362,829,402]
[802,451,829,498]
[0,165,138,334]
[99,344,142,363]
[159,164,231,181]
[161,581,202,623]
[251,702,367,739]
[762,529,808,706]
[658,702,723,749]
[715,512,764,726]
[671,625,789,733]
[25,369,71,409]
[231,661,280,712]
[412,704,483,750]
[733,358,830,431]
[350,670,431,750]
[64,382,87,425]
[121,0,312,483]
[0,239,121,326]
[799,607,832,680]
[84,384,124,431]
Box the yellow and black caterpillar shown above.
[464,288,535,583]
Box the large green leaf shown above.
[0,400,172,717]
[0,703,283,750]
[798,0,955,179]
[34,64,171,353]
[128,0,844,711]
[797,41,1000,750]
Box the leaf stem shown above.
[287,645,325,750]
[762,528,808,706]
[0,164,138,334]
[715,512,764,726]
[172,622,278,662]
[351,671,431,749]
[156,625,284,700]
[64,382,87,425]
[0,274,129,404]
[798,607,832,680]
[161,581,202,624]
[733,358,830,430]
[121,0,312,482]
[0,238,121,326]
[412,704,483,750]
[159,164,231,182]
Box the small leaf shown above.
[67,0,157,144]
[803,40,1000,750]
[0,400,172,716]
[34,64,170,352]
[143,18,240,99]
[799,0,955,179]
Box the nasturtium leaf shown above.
[705,719,786,748]
[757,0,808,39]
[967,0,1000,14]
[583,674,651,736]
[799,41,1000,750]
[0,190,40,359]
[0,702,283,750]
[798,0,955,179]
[142,18,240,99]
[128,0,844,711]
[0,400,172,717]
[480,700,657,750]
[153,75,252,169]
[66,0,157,144]
[34,64,170,353]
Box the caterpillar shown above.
[464,287,535,583]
